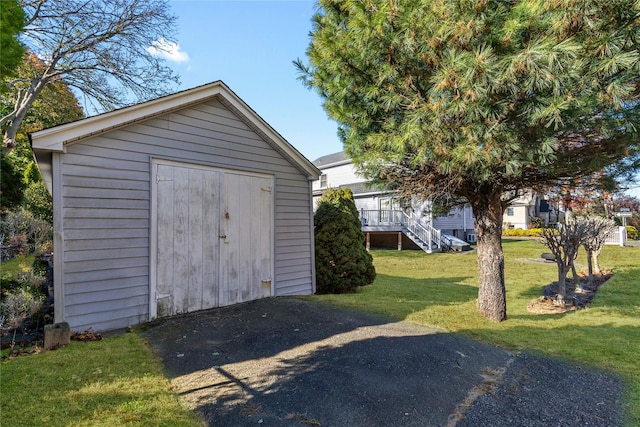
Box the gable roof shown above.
[312,151,349,168]
[31,80,320,180]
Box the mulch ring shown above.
[527,270,613,315]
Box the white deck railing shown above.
[359,209,446,251]
[359,209,405,226]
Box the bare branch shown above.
[3,0,179,150]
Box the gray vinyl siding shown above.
[432,207,475,233]
[58,98,314,331]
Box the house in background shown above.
[312,151,560,251]
[504,192,537,230]
[504,191,563,229]
[31,81,320,332]
[312,152,473,252]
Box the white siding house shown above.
[312,151,560,248]
[503,191,537,229]
[312,152,474,251]
[31,81,320,332]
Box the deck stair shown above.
[359,210,471,253]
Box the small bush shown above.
[627,225,638,240]
[529,217,546,229]
[0,256,33,295]
[0,257,48,336]
[0,208,52,258]
[314,188,375,294]
[0,152,24,212]
[0,288,44,330]
[0,276,22,296]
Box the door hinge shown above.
[261,186,272,192]
[156,175,173,184]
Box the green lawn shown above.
[1,240,637,425]
[1,253,199,425]
[310,240,640,426]
[0,333,201,426]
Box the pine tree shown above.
[298,0,640,320]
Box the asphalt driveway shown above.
[141,298,623,426]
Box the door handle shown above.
[219,234,227,239]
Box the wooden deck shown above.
[359,209,471,252]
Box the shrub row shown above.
[502,225,638,240]
[502,228,544,237]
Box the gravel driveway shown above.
[141,298,623,426]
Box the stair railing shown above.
[359,209,450,251]
[402,211,447,251]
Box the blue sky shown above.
[163,0,341,163]
[162,1,639,198]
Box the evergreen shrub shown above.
[314,188,375,293]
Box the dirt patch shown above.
[527,270,613,314]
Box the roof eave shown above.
[29,81,321,179]
[31,81,230,153]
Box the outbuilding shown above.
[31,81,320,332]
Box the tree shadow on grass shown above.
[355,273,478,317]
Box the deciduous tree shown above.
[1,0,179,152]
[541,219,589,304]
[581,216,617,283]
[0,0,25,79]
[1,52,85,167]
[298,0,640,321]
[1,52,84,212]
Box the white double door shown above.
[151,160,273,319]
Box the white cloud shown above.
[146,38,189,63]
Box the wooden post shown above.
[398,232,402,251]
[366,232,370,250]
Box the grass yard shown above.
[311,239,640,426]
[0,333,201,426]
[2,255,200,425]
[0,240,637,425]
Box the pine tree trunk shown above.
[472,192,507,322]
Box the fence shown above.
[604,226,627,246]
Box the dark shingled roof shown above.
[313,181,392,197]
[312,151,348,167]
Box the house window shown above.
[379,197,401,223]
[319,174,327,188]
[506,207,514,216]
